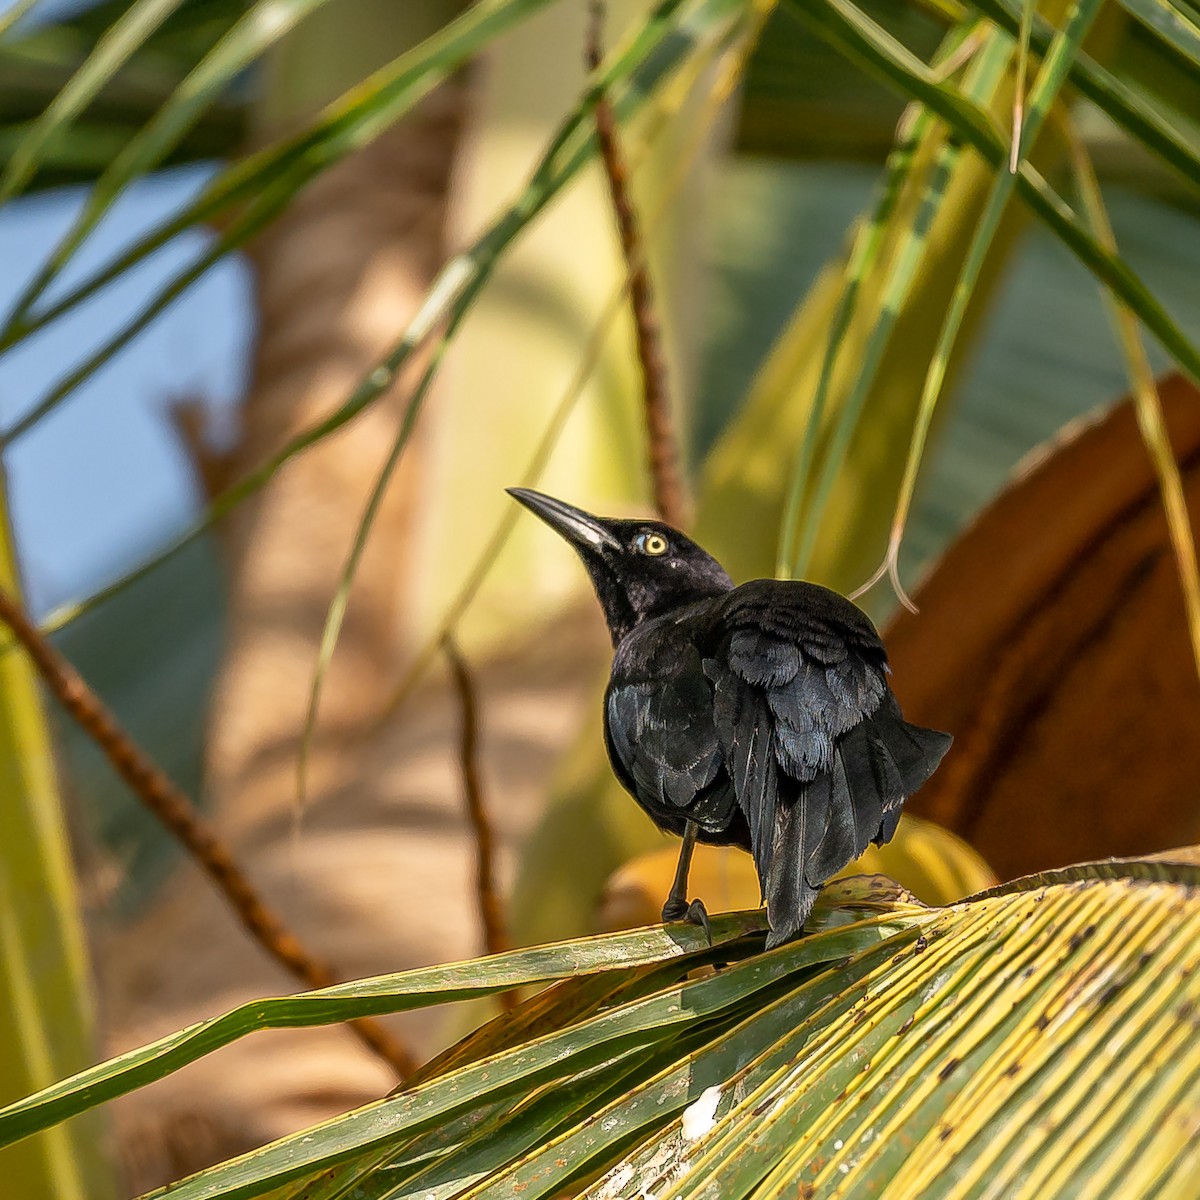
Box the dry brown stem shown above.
[586,0,689,528]
[442,635,514,1013]
[0,586,415,1077]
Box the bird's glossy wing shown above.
[713,579,890,772]
[605,634,735,831]
[705,581,948,944]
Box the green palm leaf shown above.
[4,862,1198,1200]
[789,0,1200,385]
[0,0,192,204]
[966,0,1200,190]
[1116,0,1200,71]
[0,492,114,1200]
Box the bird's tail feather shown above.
[864,706,952,845]
[805,725,880,884]
[873,703,953,794]
[765,711,952,949]
[764,775,825,949]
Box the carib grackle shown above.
[508,488,952,949]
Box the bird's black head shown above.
[508,488,734,645]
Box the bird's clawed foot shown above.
[686,899,712,945]
[661,896,712,945]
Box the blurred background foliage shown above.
[1,0,1199,1195]
[21,0,1200,909]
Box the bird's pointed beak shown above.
[507,488,622,551]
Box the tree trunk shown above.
[99,86,475,1190]
[99,69,616,1197]
[97,1,722,1184]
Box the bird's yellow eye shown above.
[640,532,669,556]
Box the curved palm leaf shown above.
[1,861,1197,1200]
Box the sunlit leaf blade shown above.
[0,912,765,1151]
[140,905,915,1200]
[873,0,1102,604]
[0,0,189,205]
[585,866,1200,1200]
[601,906,1016,1199]
[319,859,1200,1200]
[966,0,1200,189]
[1116,0,1200,71]
[283,970,668,1200]
[361,1042,670,1200]
[460,925,928,1200]
[8,853,1200,1200]
[967,852,1200,895]
[290,951,800,1200]
[786,0,1200,386]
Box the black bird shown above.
[508,488,952,948]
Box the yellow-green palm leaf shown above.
[2,858,1197,1199]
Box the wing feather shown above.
[805,752,858,885]
[708,656,775,881]
[605,636,732,831]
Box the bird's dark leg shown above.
[661,821,697,920]
[661,821,710,943]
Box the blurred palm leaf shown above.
[0,495,113,1199]
[737,0,1200,205]
[1117,0,1200,65]
[5,0,1198,199]
[697,0,1200,593]
[0,911,770,1156]
[2,0,1197,572]
[0,0,246,192]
